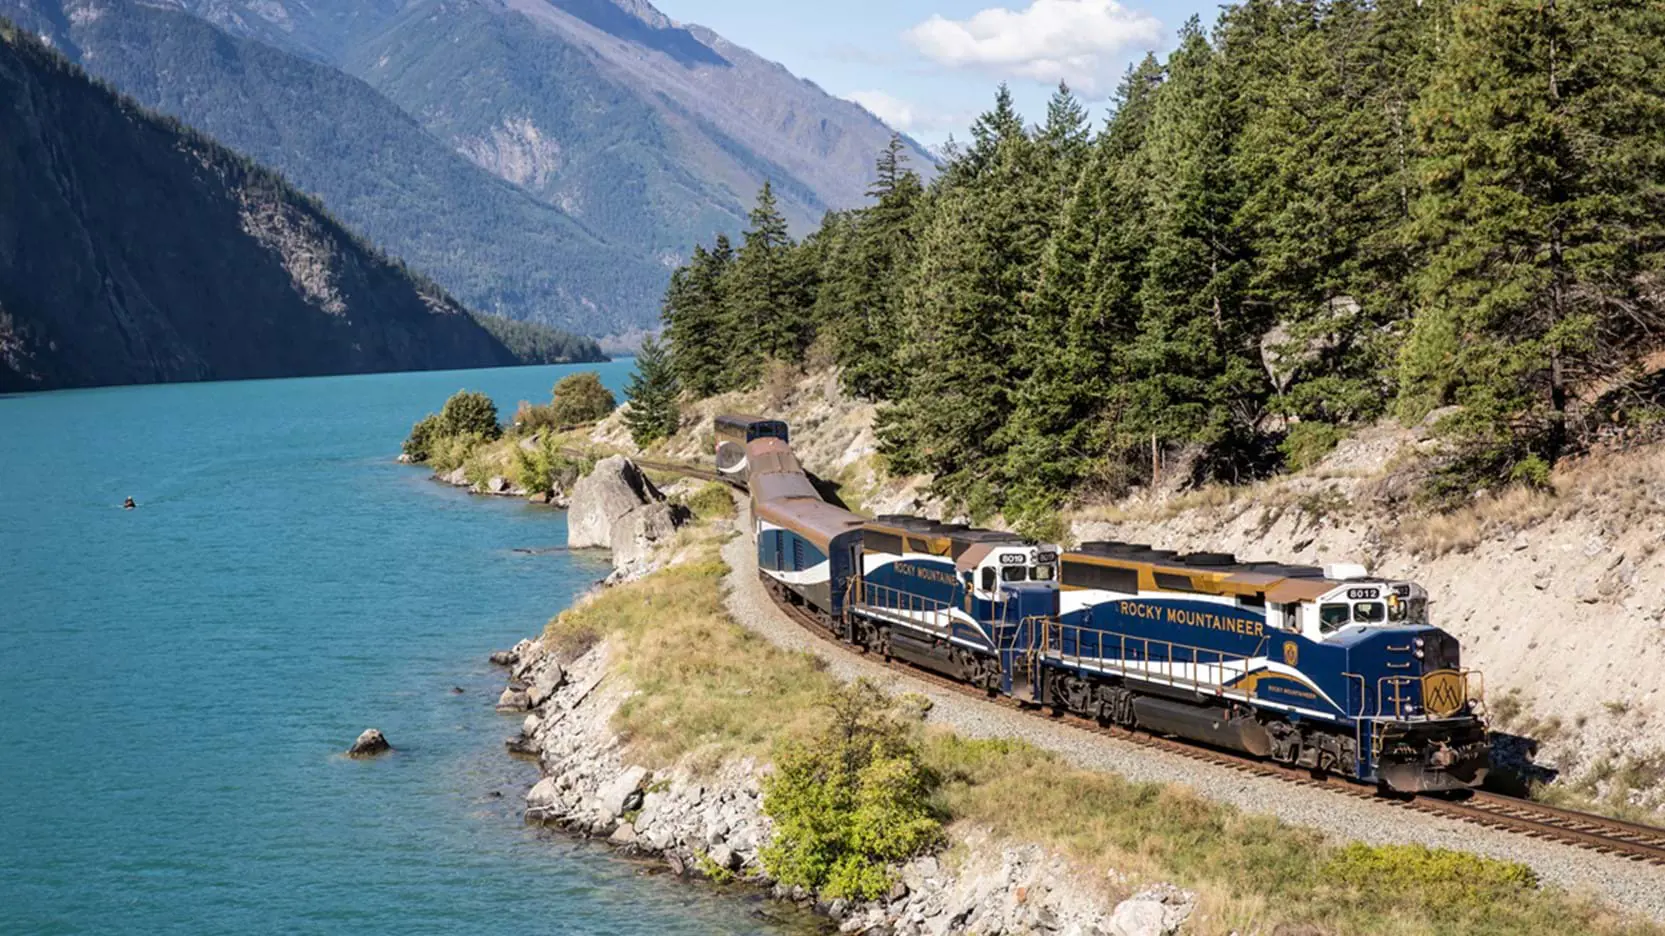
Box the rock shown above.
[489,649,516,666]
[527,491,553,505]
[708,843,738,871]
[609,822,637,845]
[1108,886,1195,936]
[522,714,541,737]
[526,661,565,707]
[441,466,467,486]
[396,452,413,464]
[609,500,687,571]
[487,475,512,494]
[347,728,391,758]
[888,880,909,902]
[567,456,665,549]
[526,777,559,817]
[496,687,530,712]
[598,765,650,817]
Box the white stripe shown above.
[764,562,830,586]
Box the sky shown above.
[652,0,1225,148]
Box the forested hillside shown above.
[3,0,663,336]
[0,24,586,392]
[661,0,1665,532]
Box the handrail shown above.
[1035,618,1260,703]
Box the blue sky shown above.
[652,0,1224,147]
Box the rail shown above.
[1038,618,1267,703]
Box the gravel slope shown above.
[721,503,1665,922]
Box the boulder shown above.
[609,822,638,845]
[609,500,686,571]
[526,661,565,708]
[567,456,664,549]
[347,728,391,758]
[708,843,738,872]
[441,466,467,486]
[598,765,650,817]
[1107,886,1194,936]
[496,687,530,712]
[487,475,512,494]
[526,777,559,817]
[489,649,516,666]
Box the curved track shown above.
[630,454,1665,867]
[762,581,1665,867]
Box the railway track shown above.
[762,584,1665,868]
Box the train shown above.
[721,415,1491,794]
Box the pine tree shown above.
[1122,19,1263,479]
[1400,0,1665,480]
[729,182,810,370]
[827,135,924,400]
[624,336,681,447]
[661,236,735,398]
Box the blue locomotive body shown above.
[736,419,1488,793]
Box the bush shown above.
[760,680,943,900]
[549,372,617,426]
[1279,421,1343,472]
[512,400,561,436]
[440,390,502,441]
[402,413,444,462]
[512,435,594,494]
[1324,843,1538,906]
[684,481,736,520]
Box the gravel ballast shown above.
[721,503,1665,923]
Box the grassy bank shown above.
[540,517,1661,936]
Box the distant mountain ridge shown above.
[0,22,597,393]
[5,0,934,338]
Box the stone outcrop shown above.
[566,456,687,578]
[347,728,391,757]
[500,633,1195,936]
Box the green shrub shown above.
[402,413,444,462]
[439,390,502,441]
[684,481,736,520]
[427,432,487,473]
[512,435,594,494]
[1325,842,1538,906]
[512,400,561,436]
[1280,420,1343,472]
[760,680,942,900]
[550,372,617,426]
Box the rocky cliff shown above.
[0,24,521,392]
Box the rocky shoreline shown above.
[490,635,1194,936]
[483,455,1194,936]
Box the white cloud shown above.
[904,0,1163,94]
[846,90,921,132]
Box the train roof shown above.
[1064,540,1341,603]
[863,514,1041,564]
[756,497,866,550]
[716,413,788,430]
[745,437,802,476]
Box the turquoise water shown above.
[0,364,809,935]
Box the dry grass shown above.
[541,535,837,771]
[925,733,1660,936]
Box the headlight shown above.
[1414,648,1425,659]
[1414,637,1426,648]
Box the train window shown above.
[1061,562,1139,593]
[980,567,997,592]
[866,531,904,556]
[1031,564,1055,582]
[1319,603,1350,634]
[1354,602,1386,623]
[1001,566,1026,583]
[1154,572,1196,593]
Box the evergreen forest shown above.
[659,0,1665,530]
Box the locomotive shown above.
[725,415,1490,793]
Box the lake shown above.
[0,362,810,935]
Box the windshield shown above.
[1001,566,1026,583]
[1031,564,1055,582]
[1354,601,1386,623]
[1319,603,1350,634]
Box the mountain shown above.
[10,0,936,337]
[4,0,668,336]
[0,22,578,392]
